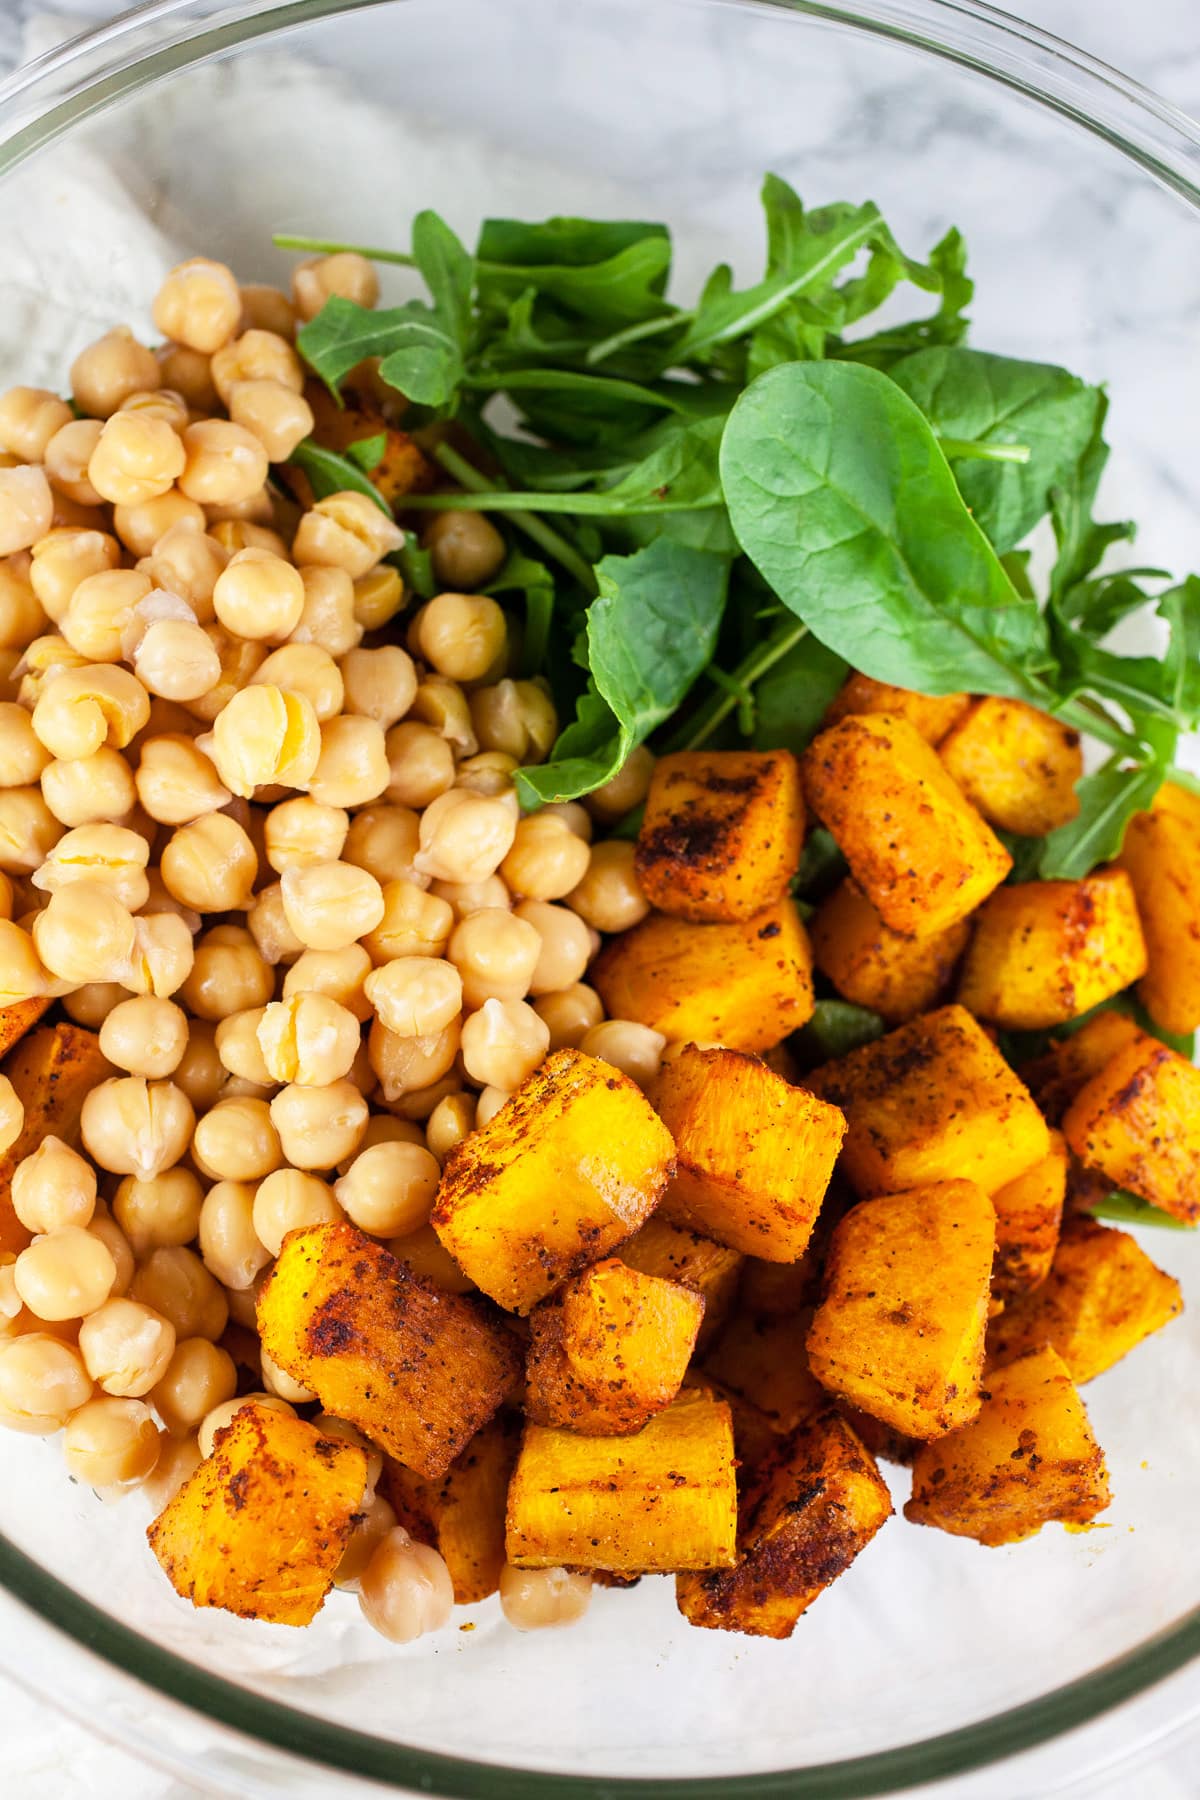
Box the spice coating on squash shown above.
[0,1022,111,1255]
[1020,1011,1142,1126]
[618,1215,743,1353]
[823,673,970,745]
[147,1401,367,1626]
[937,696,1083,837]
[634,749,804,922]
[990,1131,1067,1302]
[811,880,970,1023]
[382,1412,521,1605]
[1062,1029,1200,1223]
[1117,782,1200,1036]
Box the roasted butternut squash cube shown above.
[938,697,1083,837]
[737,1251,822,1317]
[382,1413,520,1605]
[619,1216,743,1352]
[905,1347,1110,1546]
[0,997,51,1061]
[685,1370,783,1469]
[147,1401,367,1626]
[824,673,970,745]
[803,714,1011,938]
[811,880,970,1023]
[991,1131,1067,1301]
[806,1180,995,1438]
[505,1390,737,1574]
[958,871,1147,1030]
[651,1046,844,1260]
[256,1221,521,1479]
[1021,1011,1142,1125]
[634,749,804,923]
[0,1023,111,1255]
[676,1407,892,1638]
[432,1049,675,1313]
[525,1258,704,1435]
[987,1219,1183,1382]
[1062,1029,1200,1223]
[304,386,436,505]
[702,1306,825,1434]
[1117,782,1200,1036]
[592,897,814,1053]
[808,1004,1050,1198]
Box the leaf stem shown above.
[665,616,811,753]
[585,311,691,366]
[433,444,597,595]
[1052,694,1143,756]
[273,233,416,267]
[938,436,1031,465]
[403,486,709,518]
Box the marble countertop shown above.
[0,1,1199,1796]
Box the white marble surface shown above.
[1,2,1200,1797]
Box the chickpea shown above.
[111,490,203,561]
[80,1077,194,1180]
[43,419,105,506]
[424,1092,476,1164]
[292,491,403,580]
[292,252,380,321]
[71,327,160,420]
[11,1221,114,1326]
[501,813,591,902]
[367,1017,461,1105]
[160,812,257,911]
[585,745,655,822]
[132,619,222,706]
[0,701,50,786]
[97,997,186,1079]
[251,1168,342,1257]
[474,1085,510,1129]
[112,1168,204,1256]
[62,980,125,1028]
[87,414,185,508]
[141,1431,203,1509]
[180,627,267,725]
[279,860,384,952]
[0,1334,93,1432]
[138,521,228,618]
[206,684,320,798]
[151,1338,238,1436]
[334,1491,398,1591]
[422,509,506,593]
[338,810,417,892]
[123,910,196,999]
[291,565,362,657]
[358,1527,454,1643]
[76,1295,175,1395]
[0,1072,23,1154]
[282,943,373,1021]
[188,926,276,1019]
[307,714,390,810]
[211,329,303,404]
[0,786,62,878]
[361,880,453,966]
[415,592,508,684]
[460,998,549,1090]
[33,883,136,984]
[58,567,149,663]
[413,790,516,886]
[270,1079,369,1171]
[566,839,650,933]
[134,733,229,826]
[11,1138,96,1234]
[153,257,242,354]
[179,420,269,508]
[198,1179,270,1291]
[210,519,288,558]
[0,558,48,649]
[0,919,49,1004]
[260,1345,316,1405]
[32,663,150,760]
[343,1117,425,1170]
[410,673,478,757]
[579,1019,666,1089]
[130,1247,228,1343]
[214,1007,272,1086]
[244,882,305,967]
[28,526,120,622]
[117,387,191,431]
[213,547,305,642]
[448,907,541,1009]
[339,645,418,732]
[172,1020,223,1113]
[428,873,511,919]
[384,720,455,810]
[533,982,605,1051]
[64,1396,161,1491]
[39,747,134,829]
[255,992,360,1089]
[454,752,518,801]
[253,644,344,722]
[363,958,462,1039]
[499,1564,593,1632]
[198,1392,293,1459]
[0,388,74,463]
[352,566,404,632]
[192,1095,282,1182]
[33,821,150,910]
[0,466,55,557]
[227,381,314,463]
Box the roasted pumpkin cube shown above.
[905,1347,1110,1546]
[0,1023,111,1255]
[1020,1011,1142,1125]
[702,1306,825,1434]
[382,1413,520,1605]
[592,896,814,1053]
[432,1049,675,1313]
[651,1046,843,1260]
[987,1219,1183,1382]
[304,385,436,505]
[991,1131,1067,1301]
[147,1401,367,1626]
[1062,1029,1200,1222]
[803,713,1011,938]
[506,1389,737,1574]
[811,880,970,1023]
[1117,782,1200,1036]
[634,749,804,923]
[256,1221,521,1479]
[808,1004,1049,1198]
[525,1258,704,1435]
[806,1180,995,1438]
[685,1370,783,1469]
[0,996,51,1061]
[958,871,1147,1030]
[824,673,970,745]
[938,697,1083,837]
[619,1216,743,1352]
[677,1407,892,1638]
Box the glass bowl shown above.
[2,1,1200,1793]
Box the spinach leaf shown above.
[1048,395,1135,600]
[752,634,848,752]
[516,540,729,805]
[1037,758,1167,879]
[288,439,392,515]
[796,999,886,1066]
[721,360,1057,701]
[485,551,556,676]
[1080,1190,1193,1232]
[889,348,1103,553]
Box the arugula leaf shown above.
[1048,394,1135,600]
[475,218,673,328]
[287,439,392,515]
[720,360,1057,701]
[396,530,436,600]
[1160,577,1200,723]
[1080,1190,1193,1232]
[516,540,729,805]
[1057,568,1166,636]
[485,551,556,677]
[796,999,886,1066]
[835,227,973,367]
[889,348,1104,553]
[1038,758,1167,879]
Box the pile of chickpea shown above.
[0,249,661,1641]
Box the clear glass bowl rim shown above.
[1,0,1200,1793]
